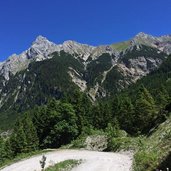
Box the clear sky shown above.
[0,0,171,61]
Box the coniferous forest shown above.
[0,55,171,170]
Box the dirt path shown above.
[0,150,133,171]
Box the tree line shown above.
[0,82,170,165]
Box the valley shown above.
[0,32,171,171]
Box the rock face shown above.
[84,135,108,151]
[132,32,171,54]
[0,36,118,80]
[0,32,170,114]
[0,32,170,82]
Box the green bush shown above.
[107,136,145,152]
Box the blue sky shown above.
[0,0,171,61]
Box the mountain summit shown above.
[0,33,170,123]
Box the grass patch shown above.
[45,159,81,171]
[111,41,131,51]
[107,136,145,152]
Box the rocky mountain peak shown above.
[63,40,78,46]
[135,32,150,38]
[0,32,170,81]
[134,32,157,41]
[130,32,159,49]
[32,35,51,45]
[62,40,95,61]
[62,40,95,50]
[28,35,60,60]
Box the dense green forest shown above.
[0,56,171,170]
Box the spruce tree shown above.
[22,113,39,152]
[33,106,49,147]
[10,121,27,154]
[4,139,13,159]
[0,137,6,163]
[156,85,170,109]
[110,95,121,119]
[118,96,134,133]
[134,85,157,134]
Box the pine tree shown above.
[110,95,121,119]
[92,104,102,129]
[33,106,49,147]
[4,139,14,159]
[156,85,170,109]
[118,96,134,133]
[22,113,39,152]
[0,137,6,163]
[10,120,27,154]
[134,85,157,134]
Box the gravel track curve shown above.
[0,149,133,171]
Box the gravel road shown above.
[0,149,133,171]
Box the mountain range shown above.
[0,32,171,128]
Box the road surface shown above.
[0,149,133,171]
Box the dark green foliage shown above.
[110,95,121,118]
[22,114,39,152]
[85,53,113,86]
[32,106,49,147]
[9,114,39,155]
[155,85,170,109]
[10,120,27,154]
[105,121,120,139]
[91,102,112,129]
[63,90,93,133]
[133,86,157,134]
[158,152,171,170]
[3,139,13,159]
[117,96,134,133]
[1,52,83,111]
[0,137,6,163]
[15,51,84,110]
[0,51,83,129]
[103,66,125,94]
[126,55,171,103]
[114,55,171,134]
[0,137,14,164]
[107,86,160,135]
[43,102,78,147]
[33,100,79,148]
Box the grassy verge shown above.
[103,116,171,171]
[133,115,171,171]
[45,159,81,171]
[107,136,145,152]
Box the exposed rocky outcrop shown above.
[0,32,170,82]
[132,32,171,55]
[0,32,170,110]
[84,135,108,151]
[68,67,87,92]
[118,56,163,83]
[0,36,119,81]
